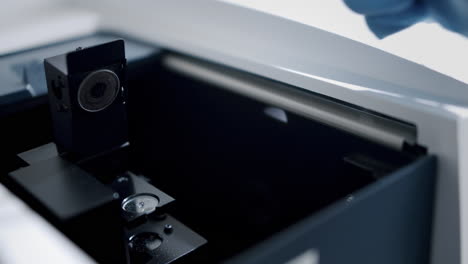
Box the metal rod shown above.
[163,54,416,150]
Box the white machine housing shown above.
[3,1,468,263]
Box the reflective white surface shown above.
[0,2,98,55]
[0,184,95,264]
[223,0,468,85]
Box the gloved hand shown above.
[343,0,468,38]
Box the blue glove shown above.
[343,0,468,38]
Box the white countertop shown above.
[0,184,95,264]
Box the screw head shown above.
[164,224,173,234]
[117,176,128,183]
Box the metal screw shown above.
[164,224,173,234]
[117,176,128,183]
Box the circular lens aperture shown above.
[77,69,120,112]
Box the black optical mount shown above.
[5,41,207,264]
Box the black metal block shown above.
[126,214,207,264]
[44,40,128,158]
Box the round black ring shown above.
[77,69,120,112]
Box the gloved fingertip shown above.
[343,0,414,15]
[364,4,428,38]
[365,19,408,38]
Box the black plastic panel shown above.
[228,156,436,264]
